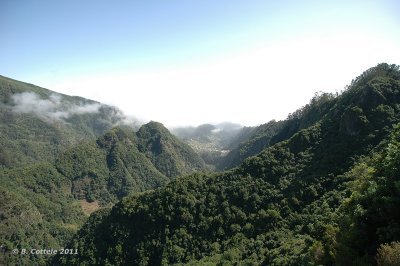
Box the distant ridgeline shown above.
[171,122,244,169]
[49,63,400,265]
[0,76,205,265]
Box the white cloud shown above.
[11,92,101,121]
[48,31,399,127]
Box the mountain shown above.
[0,75,137,168]
[172,122,243,147]
[137,121,206,177]
[171,122,243,168]
[217,91,337,170]
[1,122,206,265]
[56,123,205,203]
[172,98,337,171]
[0,75,206,265]
[55,126,168,203]
[217,120,284,170]
[52,63,400,265]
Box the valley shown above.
[1,63,400,265]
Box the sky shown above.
[1,0,400,127]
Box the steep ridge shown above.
[55,127,169,204]
[52,63,400,265]
[55,123,205,204]
[137,121,205,177]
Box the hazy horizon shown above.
[1,1,399,127]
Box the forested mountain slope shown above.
[1,122,205,265]
[0,75,136,167]
[53,63,400,265]
[219,62,400,171]
[217,120,285,170]
[55,122,205,204]
[217,91,337,170]
[137,121,206,178]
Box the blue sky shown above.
[1,1,400,126]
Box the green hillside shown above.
[0,162,87,265]
[218,91,337,170]
[137,121,206,177]
[52,63,400,265]
[54,123,205,204]
[217,120,285,170]
[0,76,206,265]
[0,75,136,167]
[0,122,206,265]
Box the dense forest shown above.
[1,63,400,265]
[0,123,206,265]
[0,78,205,265]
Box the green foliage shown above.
[54,127,170,204]
[0,163,86,265]
[219,63,400,171]
[1,122,204,265]
[336,124,400,265]
[218,120,285,170]
[0,75,207,265]
[137,121,205,177]
[376,241,400,266]
[218,91,337,170]
[53,64,400,265]
[3,63,400,265]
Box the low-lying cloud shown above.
[11,92,101,121]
